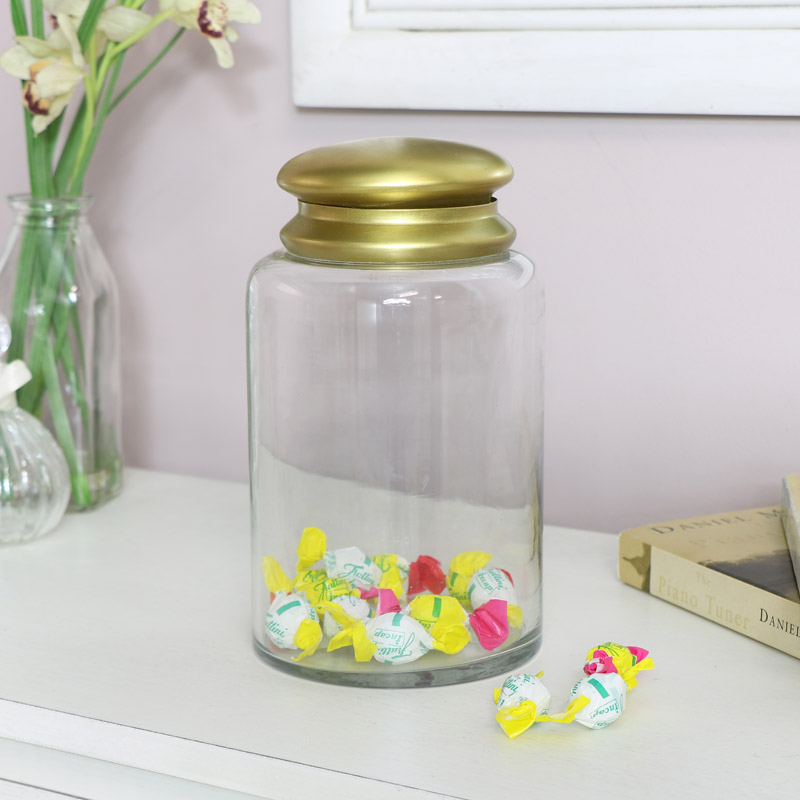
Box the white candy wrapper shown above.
[496,673,551,715]
[467,567,518,609]
[544,673,627,729]
[366,613,432,665]
[324,546,383,591]
[494,672,552,738]
[321,594,372,637]
[265,593,322,660]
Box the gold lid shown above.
[277,137,516,265]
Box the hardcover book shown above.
[780,474,800,593]
[618,506,800,659]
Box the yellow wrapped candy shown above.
[296,526,327,572]
[583,643,654,690]
[494,672,552,739]
[264,593,323,661]
[327,620,379,662]
[294,568,328,593]
[408,595,470,655]
[447,551,492,606]
[369,554,407,599]
[302,576,358,605]
[262,556,292,594]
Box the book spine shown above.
[619,533,800,659]
[780,474,800,593]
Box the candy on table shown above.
[494,672,552,739]
[407,555,447,596]
[407,594,470,654]
[542,673,628,729]
[296,526,327,572]
[264,592,323,661]
[318,594,373,637]
[583,642,654,690]
[324,545,383,591]
[447,551,492,606]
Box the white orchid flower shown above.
[159,0,261,68]
[0,17,85,133]
[43,0,90,20]
[97,7,154,43]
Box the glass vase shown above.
[0,406,71,544]
[0,196,122,510]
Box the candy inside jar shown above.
[257,526,541,686]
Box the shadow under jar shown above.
[247,138,544,687]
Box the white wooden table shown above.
[0,470,797,799]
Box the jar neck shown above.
[8,194,92,224]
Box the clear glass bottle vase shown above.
[0,196,123,510]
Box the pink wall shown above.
[2,5,799,532]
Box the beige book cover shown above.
[780,474,800,593]
[619,506,800,659]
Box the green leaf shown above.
[30,0,43,38]
[77,0,107,50]
[10,0,28,36]
[54,98,87,196]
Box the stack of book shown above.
[618,474,800,659]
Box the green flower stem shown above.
[41,341,92,507]
[68,55,125,194]
[30,0,43,38]
[53,98,87,195]
[110,29,184,113]
[17,223,70,410]
[76,0,106,51]
[10,0,27,35]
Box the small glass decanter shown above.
[0,315,71,544]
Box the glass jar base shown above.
[68,460,123,512]
[252,625,542,688]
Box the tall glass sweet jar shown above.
[247,138,544,687]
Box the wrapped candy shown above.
[408,555,447,596]
[296,526,327,572]
[262,555,293,597]
[468,599,516,651]
[329,612,432,664]
[302,576,358,605]
[583,642,654,690]
[360,587,402,615]
[447,551,492,606]
[372,553,410,599]
[494,672,552,739]
[543,673,628,729]
[467,569,523,646]
[407,594,470,654]
[467,567,517,608]
[324,546,383,591]
[319,594,372,636]
[329,611,468,664]
[265,593,323,661]
[293,568,328,593]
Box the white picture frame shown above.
[290,0,800,116]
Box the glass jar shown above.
[0,196,123,510]
[248,138,544,687]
